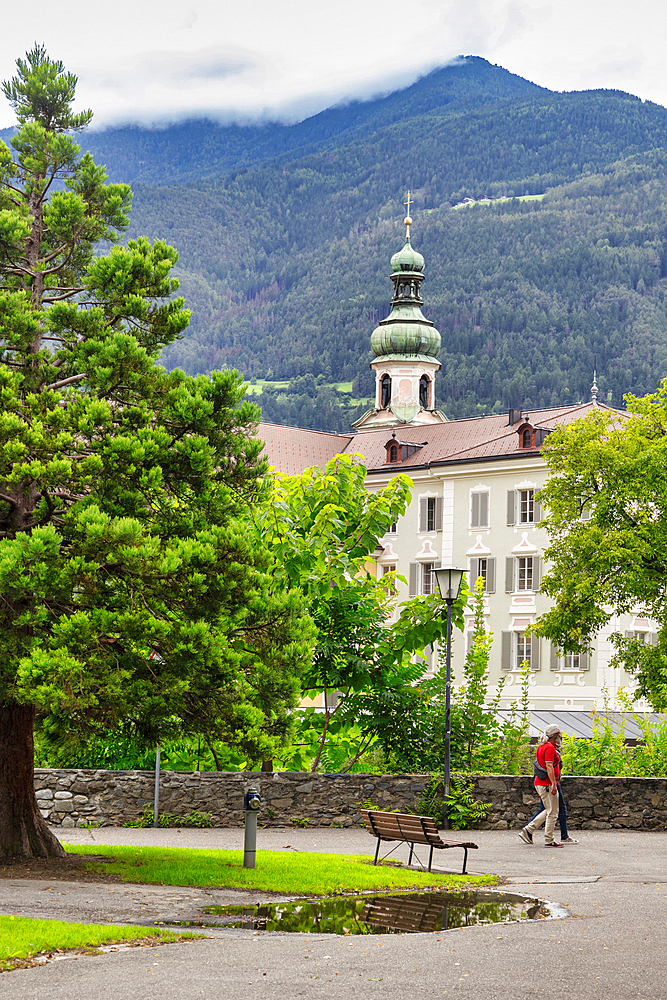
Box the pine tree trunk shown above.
[0,702,65,858]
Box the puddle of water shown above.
[195,890,551,935]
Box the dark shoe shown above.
[561,837,579,844]
[545,842,563,848]
[518,827,533,845]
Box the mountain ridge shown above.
[4,57,667,431]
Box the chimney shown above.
[508,407,523,426]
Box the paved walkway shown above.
[1,827,665,999]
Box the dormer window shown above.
[384,437,427,465]
[381,374,391,408]
[518,422,552,450]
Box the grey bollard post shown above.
[153,743,161,828]
[243,786,261,868]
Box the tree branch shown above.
[45,373,87,391]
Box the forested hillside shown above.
[8,57,667,429]
[76,57,546,185]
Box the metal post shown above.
[243,786,261,868]
[444,601,452,830]
[244,809,258,869]
[153,743,160,828]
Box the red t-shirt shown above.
[535,741,561,786]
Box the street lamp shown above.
[433,567,466,830]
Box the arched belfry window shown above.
[381,374,391,408]
[419,375,430,409]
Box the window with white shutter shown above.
[419,497,442,532]
[419,498,428,533]
[469,557,495,593]
[501,631,512,670]
[471,491,489,528]
[507,490,516,526]
[485,557,496,593]
[514,633,540,671]
[505,556,514,593]
[550,645,590,671]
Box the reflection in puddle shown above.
[199,890,551,934]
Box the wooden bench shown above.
[361,809,478,874]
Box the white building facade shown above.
[258,219,653,712]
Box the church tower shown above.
[353,194,447,429]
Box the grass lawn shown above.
[243,379,290,395]
[67,844,496,895]
[453,193,545,210]
[0,915,198,972]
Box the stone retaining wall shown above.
[472,775,667,831]
[34,769,667,831]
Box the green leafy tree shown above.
[0,47,312,858]
[257,454,466,771]
[535,387,667,709]
[382,578,531,777]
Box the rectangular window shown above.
[427,497,436,532]
[381,563,396,593]
[625,630,654,643]
[419,497,443,532]
[519,489,534,523]
[470,557,496,593]
[386,521,397,535]
[550,644,589,671]
[422,562,434,595]
[516,631,531,670]
[470,491,489,528]
[517,557,533,591]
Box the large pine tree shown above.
[0,46,311,857]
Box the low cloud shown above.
[0,0,665,129]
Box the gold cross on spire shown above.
[403,190,413,237]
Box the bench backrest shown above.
[362,893,445,933]
[362,809,442,846]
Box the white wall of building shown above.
[371,455,651,711]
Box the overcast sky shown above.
[1,0,666,130]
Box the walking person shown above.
[524,784,578,844]
[522,729,578,844]
[519,724,564,848]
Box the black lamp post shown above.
[433,566,465,829]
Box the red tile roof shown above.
[353,402,624,473]
[257,403,626,476]
[258,422,353,475]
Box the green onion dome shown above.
[370,311,441,358]
[390,238,424,273]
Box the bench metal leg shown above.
[462,847,468,875]
[374,838,380,866]
[408,842,414,866]
[428,845,434,872]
